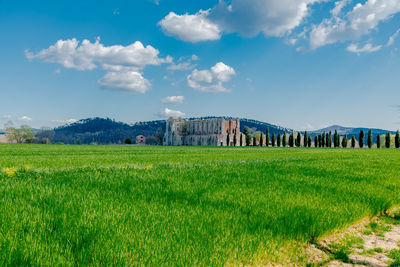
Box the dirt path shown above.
[305,210,400,266]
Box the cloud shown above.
[161,96,184,104]
[187,62,235,93]
[347,43,382,54]
[98,71,151,93]
[51,119,78,125]
[160,0,322,42]
[158,10,221,42]
[388,29,400,47]
[167,61,194,71]
[1,115,11,120]
[212,0,322,37]
[330,0,349,17]
[26,38,171,93]
[157,108,186,118]
[167,55,197,71]
[310,0,400,49]
[18,116,32,122]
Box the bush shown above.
[125,138,133,145]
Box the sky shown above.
[0,0,400,131]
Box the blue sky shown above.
[0,0,399,130]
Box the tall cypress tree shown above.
[376,134,380,149]
[283,131,287,147]
[395,131,400,149]
[289,133,294,147]
[227,134,230,147]
[277,133,281,147]
[367,130,372,149]
[314,136,318,148]
[318,135,322,147]
[240,134,243,147]
[296,133,301,147]
[322,132,326,147]
[308,136,312,148]
[253,136,256,146]
[259,134,263,147]
[336,131,341,148]
[385,132,391,148]
[233,134,237,147]
[359,130,365,148]
[244,127,251,146]
[342,135,348,148]
[271,133,276,147]
[304,131,308,147]
[351,135,356,148]
[333,130,338,147]
[266,128,270,147]
[328,131,332,147]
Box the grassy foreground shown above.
[0,144,399,265]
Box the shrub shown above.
[125,138,133,144]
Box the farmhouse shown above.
[164,117,245,146]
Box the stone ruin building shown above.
[164,118,246,146]
[136,135,146,145]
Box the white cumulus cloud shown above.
[26,38,171,93]
[158,10,221,42]
[98,71,151,93]
[347,43,382,54]
[160,0,322,42]
[212,0,322,37]
[310,0,400,49]
[157,108,186,118]
[18,116,33,122]
[161,96,184,104]
[187,62,235,93]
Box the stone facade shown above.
[164,118,245,146]
[136,135,146,145]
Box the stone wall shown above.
[164,118,245,146]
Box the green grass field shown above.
[1,144,399,265]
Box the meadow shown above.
[0,144,399,265]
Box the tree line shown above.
[242,127,400,149]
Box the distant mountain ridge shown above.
[32,117,397,145]
[309,125,397,136]
[51,117,293,144]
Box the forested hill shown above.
[52,117,291,144]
